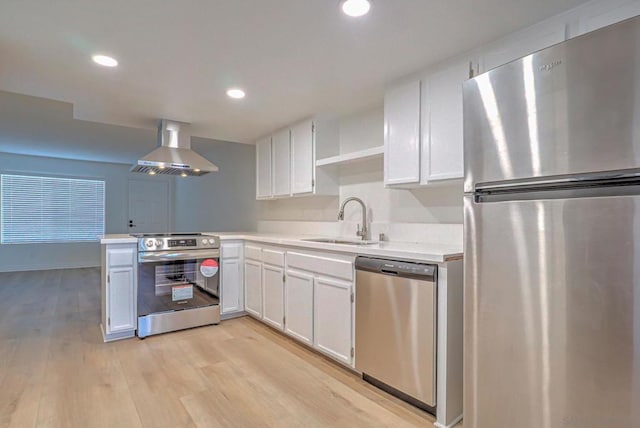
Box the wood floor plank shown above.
[0,268,448,428]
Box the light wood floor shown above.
[0,268,454,428]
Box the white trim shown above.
[0,262,100,273]
[434,414,464,428]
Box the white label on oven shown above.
[200,259,219,277]
[172,284,193,301]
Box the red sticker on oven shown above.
[200,259,219,277]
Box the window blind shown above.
[1,174,105,244]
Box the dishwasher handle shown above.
[355,256,436,281]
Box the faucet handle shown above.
[356,223,361,236]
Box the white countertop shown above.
[213,232,462,263]
[100,234,138,244]
[100,232,462,263]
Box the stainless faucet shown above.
[337,197,369,240]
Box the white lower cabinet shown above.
[101,243,137,342]
[284,269,314,346]
[314,276,354,365]
[244,259,263,318]
[221,242,244,316]
[243,245,356,367]
[262,264,285,330]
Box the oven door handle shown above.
[138,249,220,263]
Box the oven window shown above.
[138,258,219,316]
[154,260,199,296]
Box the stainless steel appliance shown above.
[463,16,640,427]
[130,119,219,176]
[133,233,221,338]
[355,256,437,412]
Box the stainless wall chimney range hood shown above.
[131,119,219,176]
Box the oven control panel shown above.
[137,234,220,252]
[168,238,197,247]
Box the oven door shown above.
[138,249,220,317]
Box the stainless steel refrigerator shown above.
[463,16,640,428]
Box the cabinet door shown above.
[314,276,353,365]
[577,0,640,35]
[272,128,291,197]
[256,136,272,199]
[244,260,263,318]
[221,258,243,314]
[423,59,474,183]
[107,266,136,333]
[384,80,421,186]
[481,21,566,72]
[262,264,285,330]
[284,269,314,346]
[291,119,315,195]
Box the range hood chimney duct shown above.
[130,119,219,176]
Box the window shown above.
[1,174,105,244]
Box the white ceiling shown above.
[0,0,589,144]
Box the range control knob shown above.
[145,239,154,248]
[202,239,208,245]
[155,240,163,246]
[209,239,216,245]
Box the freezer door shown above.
[463,15,640,193]
[463,194,640,428]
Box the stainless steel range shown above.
[131,233,221,338]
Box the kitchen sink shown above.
[302,238,377,246]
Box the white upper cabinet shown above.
[272,128,291,197]
[384,80,422,186]
[255,136,273,199]
[481,20,566,72]
[421,59,475,183]
[576,0,640,36]
[290,119,314,195]
[255,118,339,200]
[385,59,475,187]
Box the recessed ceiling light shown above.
[92,54,118,67]
[226,88,246,99]
[341,0,371,17]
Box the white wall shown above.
[257,107,464,226]
[0,152,174,272]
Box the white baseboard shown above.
[434,414,463,428]
[0,263,100,273]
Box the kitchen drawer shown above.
[245,245,262,261]
[222,243,242,259]
[108,247,136,267]
[286,251,354,281]
[262,248,285,267]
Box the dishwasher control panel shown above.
[355,256,436,279]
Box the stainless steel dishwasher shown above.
[355,256,437,413]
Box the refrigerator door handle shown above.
[474,169,640,194]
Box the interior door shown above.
[128,179,170,233]
[464,192,640,427]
